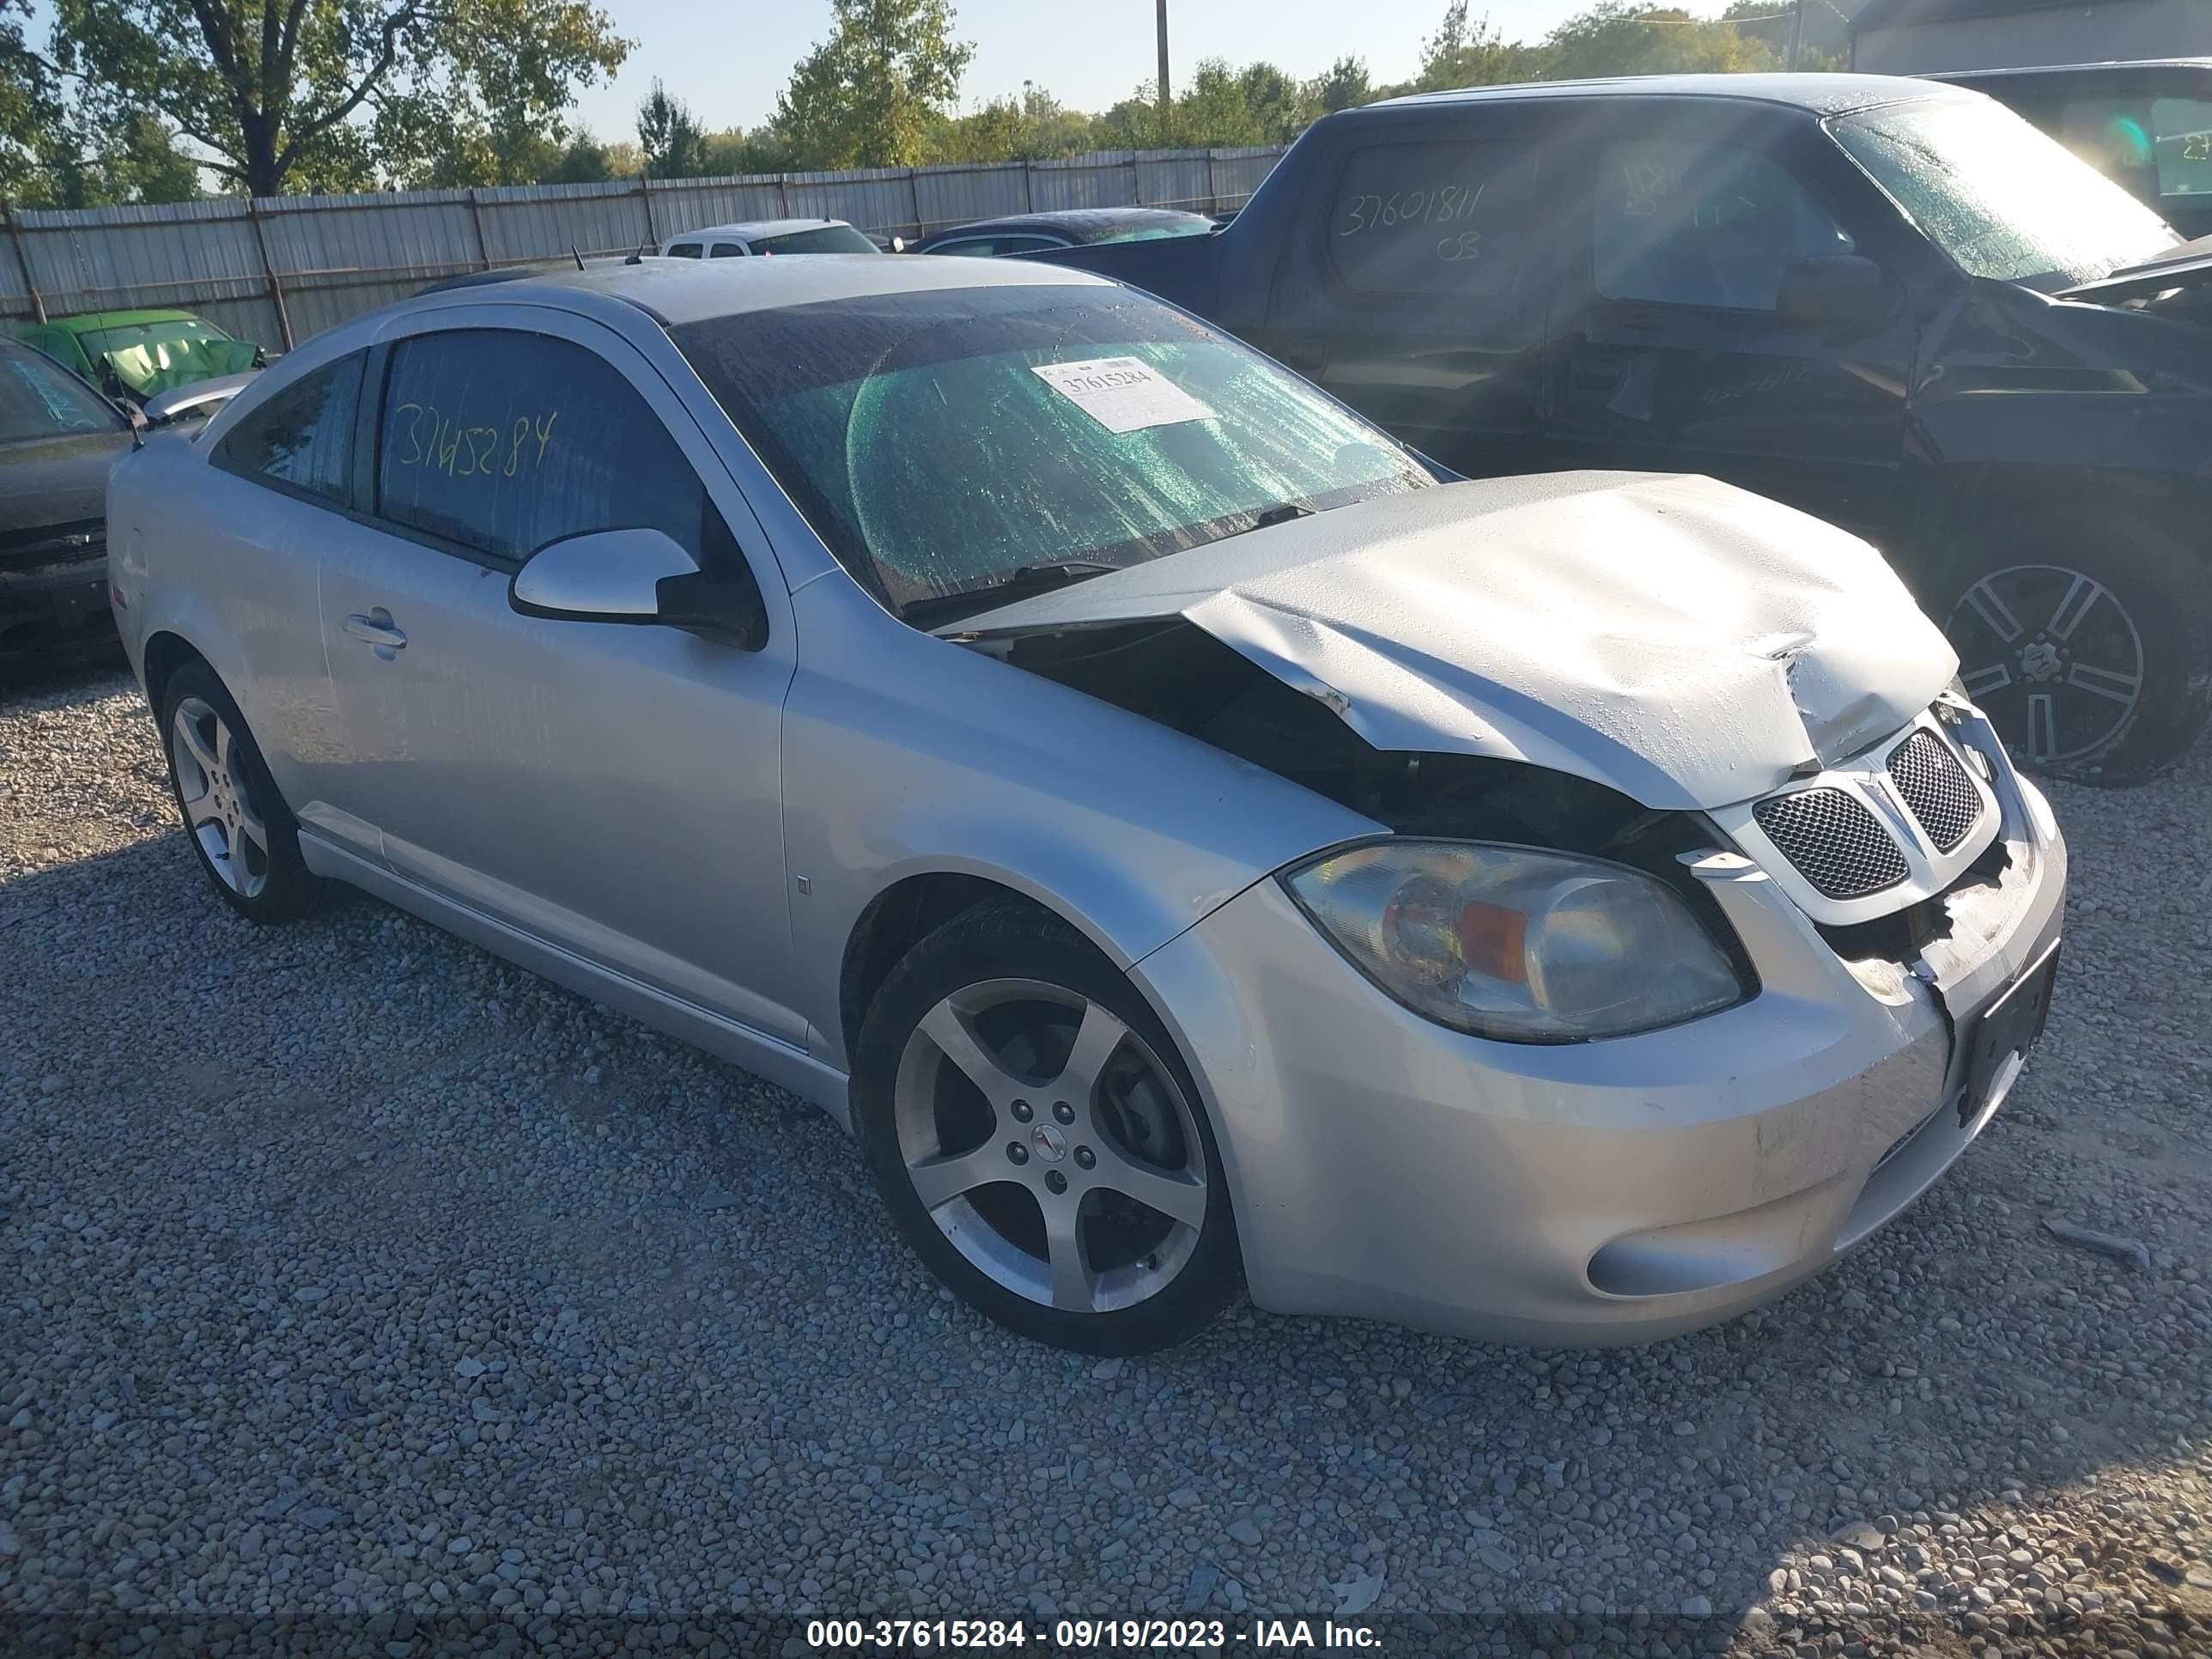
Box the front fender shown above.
[781,579,1378,1067]
[1913,282,2212,489]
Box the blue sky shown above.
[564,0,1678,141]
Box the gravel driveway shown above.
[4,663,2210,1656]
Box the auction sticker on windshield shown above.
[1031,356,1214,434]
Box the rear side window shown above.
[211,353,362,505]
[1326,141,1524,297]
[2151,98,2212,204]
[374,330,717,565]
[710,242,746,258]
[749,224,879,254]
[1594,140,1856,310]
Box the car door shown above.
[1537,101,1917,542]
[314,310,805,1043]
[193,349,379,857]
[1255,105,1569,481]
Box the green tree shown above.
[544,125,611,181]
[100,111,204,200]
[1315,55,1373,114]
[1233,61,1318,146]
[0,0,70,201]
[773,0,974,169]
[48,0,629,196]
[1540,2,1779,78]
[1407,2,1534,91]
[636,78,704,178]
[693,126,793,175]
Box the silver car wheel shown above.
[1947,562,2146,765]
[169,695,270,900]
[891,977,1207,1316]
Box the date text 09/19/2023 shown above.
[804,1618,1385,1650]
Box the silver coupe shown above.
[106,257,2065,1352]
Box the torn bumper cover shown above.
[1131,708,2064,1346]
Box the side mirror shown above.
[890,235,906,253]
[509,526,769,649]
[1776,255,1892,341]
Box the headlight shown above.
[1282,841,1747,1042]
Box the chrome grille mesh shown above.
[1751,787,1910,900]
[1887,729,1981,853]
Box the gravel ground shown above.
[3,660,2211,1657]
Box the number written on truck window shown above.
[1325,141,1524,296]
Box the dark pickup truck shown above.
[1035,73,2212,784]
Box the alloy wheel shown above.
[1946,562,2145,767]
[891,978,1208,1316]
[169,695,270,900]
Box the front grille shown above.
[1752,787,1910,900]
[1887,728,1981,853]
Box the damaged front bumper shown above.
[1129,706,2065,1346]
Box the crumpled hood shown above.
[946,472,1959,811]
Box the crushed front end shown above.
[1129,691,2064,1344]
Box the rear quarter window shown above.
[210,353,362,505]
[1325,141,1522,298]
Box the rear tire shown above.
[1929,510,2212,787]
[851,901,1243,1354]
[157,660,319,923]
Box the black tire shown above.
[852,900,1243,1354]
[1928,509,2212,787]
[156,659,319,923]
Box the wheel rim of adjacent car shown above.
[892,977,1207,1316]
[1946,562,2146,766]
[169,696,270,900]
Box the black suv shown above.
[1039,75,2212,782]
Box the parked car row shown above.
[0,316,266,672]
[646,208,1220,262]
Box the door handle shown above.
[342,611,407,653]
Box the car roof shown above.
[42,308,207,333]
[1930,58,2212,82]
[1368,71,1961,118]
[416,251,1114,326]
[922,208,1213,244]
[664,219,855,243]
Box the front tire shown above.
[851,902,1243,1354]
[1931,511,2212,787]
[158,660,319,923]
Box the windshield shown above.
[78,316,231,355]
[1098,219,1215,245]
[1830,95,2180,289]
[672,284,1431,617]
[0,345,125,441]
[752,224,880,255]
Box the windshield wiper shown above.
[1221,501,1313,540]
[902,560,1120,628]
